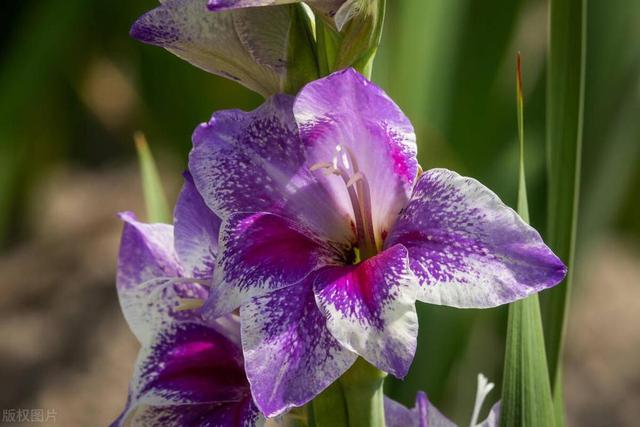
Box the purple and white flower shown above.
[385,374,500,427]
[112,177,264,426]
[130,0,304,96]
[187,68,567,416]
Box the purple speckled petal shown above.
[130,0,293,96]
[240,283,357,417]
[384,391,456,427]
[116,212,210,345]
[189,94,353,244]
[174,173,222,280]
[117,211,182,291]
[294,69,418,247]
[205,211,345,318]
[112,398,262,427]
[313,245,418,377]
[112,321,259,427]
[386,169,567,308]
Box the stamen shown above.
[175,298,205,312]
[310,161,333,171]
[346,171,364,188]
[469,373,495,427]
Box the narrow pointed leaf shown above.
[500,54,555,427]
[541,0,586,422]
[134,132,170,224]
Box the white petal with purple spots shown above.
[240,283,357,417]
[386,169,567,308]
[313,245,419,378]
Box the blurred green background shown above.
[1,0,638,426]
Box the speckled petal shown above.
[384,391,456,427]
[111,321,259,427]
[174,173,222,280]
[313,245,418,377]
[205,211,345,318]
[189,94,353,244]
[294,69,418,247]
[130,0,293,96]
[386,169,567,308]
[117,212,210,345]
[240,283,357,417]
[117,211,182,291]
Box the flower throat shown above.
[311,144,379,260]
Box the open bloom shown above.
[187,68,566,416]
[207,0,360,30]
[385,374,500,427]
[112,177,264,426]
[130,0,313,96]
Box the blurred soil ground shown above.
[0,166,638,427]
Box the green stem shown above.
[311,358,386,427]
[340,358,387,427]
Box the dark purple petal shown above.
[130,0,290,96]
[174,173,222,280]
[112,321,258,426]
[240,283,357,417]
[313,245,418,377]
[205,211,345,320]
[117,211,182,291]
[384,391,456,427]
[189,95,354,244]
[112,398,262,427]
[294,68,418,248]
[387,169,567,308]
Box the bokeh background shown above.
[1,0,638,426]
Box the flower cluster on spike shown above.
[114,1,567,426]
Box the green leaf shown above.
[540,0,586,422]
[499,54,555,427]
[134,132,171,224]
[284,4,320,94]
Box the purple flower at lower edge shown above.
[188,68,567,417]
[385,374,500,427]
[112,176,264,426]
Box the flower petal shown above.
[130,0,292,96]
[174,173,222,279]
[112,321,256,426]
[384,391,456,427]
[294,69,418,246]
[387,169,567,308]
[313,245,418,377]
[112,398,262,427]
[189,94,353,243]
[240,284,357,417]
[205,212,345,318]
[117,211,182,291]
[477,402,501,427]
[207,0,348,29]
